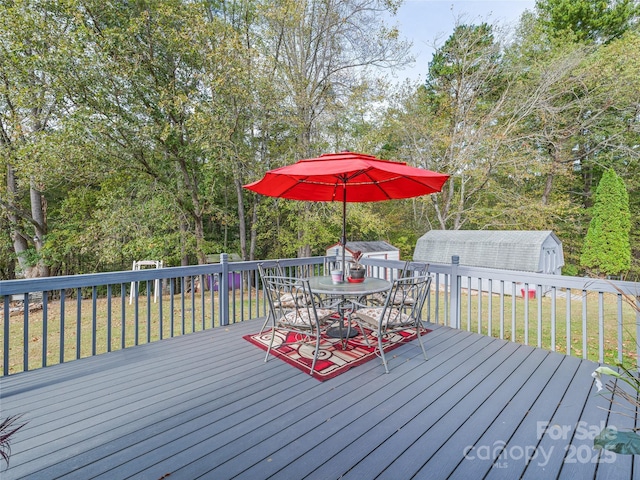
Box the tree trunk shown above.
[176,156,206,264]
[180,218,189,267]
[542,147,561,206]
[249,198,258,261]
[297,202,312,258]
[235,177,247,260]
[7,165,29,276]
[5,165,49,278]
[29,177,49,277]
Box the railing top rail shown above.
[0,256,330,296]
[361,257,639,297]
[0,264,221,296]
[450,263,639,296]
[2,255,638,297]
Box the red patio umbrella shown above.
[244,151,450,276]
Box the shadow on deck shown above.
[0,319,636,479]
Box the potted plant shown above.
[1,414,26,469]
[349,251,365,280]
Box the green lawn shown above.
[2,289,266,375]
[428,289,638,368]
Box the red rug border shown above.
[243,327,431,381]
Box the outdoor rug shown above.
[243,325,431,381]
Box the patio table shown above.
[308,276,391,342]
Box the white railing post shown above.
[450,255,461,329]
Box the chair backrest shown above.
[257,260,284,279]
[400,261,429,278]
[285,263,316,279]
[261,275,322,328]
[382,274,432,323]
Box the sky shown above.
[389,0,537,83]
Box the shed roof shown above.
[413,230,563,272]
[326,241,399,253]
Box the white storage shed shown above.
[413,230,565,296]
[326,240,400,264]
[414,230,564,274]
[326,241,400,279]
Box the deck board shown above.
[479,354,583,479]
[0,319,634,479]
[341,338,519,479]
[447,350,565,478]
[415,346,551,479]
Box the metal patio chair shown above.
[261,275,335,375]
[257,261,285,334]
[352,274,432,373]
[368,260,423,306]
[377,261,429,308]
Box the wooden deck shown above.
[1,318,636,479]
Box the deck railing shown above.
[1,255,639,376]
[0,255,331,376]
[341,256,638,369]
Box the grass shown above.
[2,288,267,375]
[426,288,639,368]
[2,286,637,376]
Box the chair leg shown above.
[352,318,372,347]
[258,314,271,335]
[378,332,390,374]
[309,331,321,375]
[265,328,277,363]
[416,321,428,360]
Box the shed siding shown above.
[414,230,564,274]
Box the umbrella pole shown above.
[341,188,347,281]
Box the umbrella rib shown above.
[358,170,393,200]
[360,170,441,198]
[265,175,440,201]
[244,155,449,203]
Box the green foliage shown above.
[41,176,193,273]
[535,0,640,43]
[594,428,640,455]
[427,23,498,93]
[0,414,27,468]
[580,169,631,276]
[592,363,640,455]
[1,0,639,280]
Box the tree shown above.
[250,0,411,257]
[535,0,640,44]
[503,15,640,271]
[580,168,631,276]
[56,0,247,265]
[383,22,518,231]
[0,0,67,278]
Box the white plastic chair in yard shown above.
[129,260,163,305]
